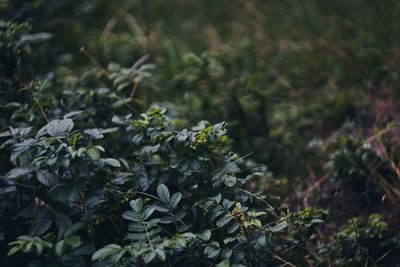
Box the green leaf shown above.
[129,198,143,213]
[104,158,121,167]
[7,246,21,256]
[63,111,82,119]
[216,214,234,228]
[114,247,128,262]
[198,229,211,241]
[128,222,146,232]
[159,215,174,224]
[153,204,169,213]
[64,222,85,237]
[216,259,230,267]
[204,242,220,258]
[36,170,57,187]
[55,240,65,256]
[35,241,43,256]
[64,235,81,248]
[47,184,78,205]
[46,119,74,137]
[6,167,34,179]
[32,218,52,236]
[143,250,157,263]
[227,222,240,234]
[155,248,166,261]
[142,206,155,220]
[86,146,100,160]
[122,210,141,222]
[157,184,170,203]
[126,232,150,241]
[224,175,237,187]
[169,192,182,209]
[92,244,121,261]
[270,221,288,232]
[10,139,36,161]
[84,128,104,139]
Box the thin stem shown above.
[143,221,154,249]
[236,188,278,218]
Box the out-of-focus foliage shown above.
[1,0,400,266]
[335,214,393,266]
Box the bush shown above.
[2,0,400,264]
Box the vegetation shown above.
[1,0,400,266]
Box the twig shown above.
[237,188,278,218]
[100,0,138,40]
[124,13,148,48]
[303,174,330,207]
[265,248,297,267]
[79,47,109,75]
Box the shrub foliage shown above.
[1,1,400,266]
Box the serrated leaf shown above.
[11,138,36,161]
[47,119,74,137]
[84,128,104,139]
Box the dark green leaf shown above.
[36,170,57,187]
[92,244,121,261]
[270,221,288,232]
[46,119,74,137]
[6,167,34,179]
[129,199,143,213]
[157,184,170,203]
[86,146,100,160]
[104,158,121,167]
[169,192,182,209]
[216,214,234,228]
